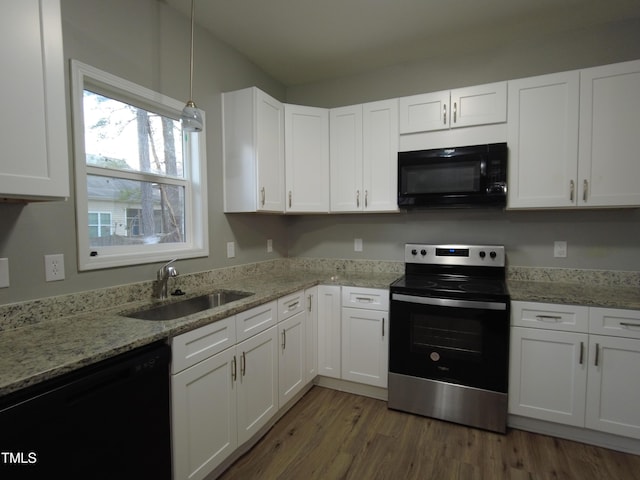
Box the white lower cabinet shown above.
[317,285,342,378]
[340,287,389,388]
[171,303,278,480]
[509,301,640,440]
[277,290,307,406]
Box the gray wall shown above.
[284,16,640,272]
[0,0,289,304]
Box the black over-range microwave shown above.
[397,142,507,208]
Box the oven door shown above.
[389,292,509,393]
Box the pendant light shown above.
[180,0,203,132]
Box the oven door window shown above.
[389,299,509,393]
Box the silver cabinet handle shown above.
[307,294,312,312]
[443,104,447,125]
[535,315,562,322]
[356,296,373,303]
[583,179,588,202]
[287,300,300,310]
[579,342,584,365]
[232,355,237,381]
[241,351,246,376]
[282,329,286,350]
[356,190,360,208]
[453,102,457,124]
[288,190,292,208]
[260,187,265,206]
[570,180,575,202]
[382,317,385,337]
[621,322,640,328]
[594,343,600,367]
[365,190,368,208]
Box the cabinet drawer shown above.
[236,301,277,343]
[511,301,589,332]
[172,316,236,374]
[589,307,640,339]
[278,290,305,321]
[341,287,389,311]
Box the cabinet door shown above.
[305,287,319,382]
[341,307,388,388]
[507,72,580,208]
[172,348,237,480]
[586,335,640,439]
[578,59,640,207]
[362,99,399,212]
[236,326,278,445]
[278,311,306,405]
[399,90,450,134]
[256,89,285,212]
[330,105,363,212]
[450,81,507,129]
[509,327,588,427]
[317,285,342,378]
[0,0,69,201]
[285,104,330,212]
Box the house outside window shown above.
[71,60,208,270]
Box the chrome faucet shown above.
[157,259,179,300]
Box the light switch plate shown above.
[267,239,273,253]
[226,241,235,258]
[0,258,9,288]
[354,238,363,252]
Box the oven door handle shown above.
[392,293,507,311]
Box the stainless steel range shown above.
[388,243,510,433]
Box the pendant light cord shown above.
[188,0,195,102]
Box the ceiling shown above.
[163,0,640,86]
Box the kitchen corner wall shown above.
[285,15,640,273]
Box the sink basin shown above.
[127,290,254,320]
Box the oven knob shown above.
[479,251,486,258]
[490,251,497,259]
[411,249,418,255]
[420,249,427,256]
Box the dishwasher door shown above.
[0,341,171,480]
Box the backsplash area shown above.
[0,258,638,332]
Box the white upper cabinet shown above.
[223,87,285,213]
[0,0,69,201]
[507,71,580,208]
[284,104,330,213]
[508,59,640,209]
[399,82,507,134]
[578,59,640,207]
[330,99,399,212]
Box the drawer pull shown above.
[535,315,562,322]
[287,301,300,310]
[356,297,374,303]
[620,322,640,328]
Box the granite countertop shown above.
[0,270,400,397]
[508,280,640,310]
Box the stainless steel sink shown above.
[127,290,254,320]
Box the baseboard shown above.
[508,414,640,455]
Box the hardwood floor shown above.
[218,386,640,480]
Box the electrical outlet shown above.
[226,242,235,258]
[354,238,363,252]
[267,239,273,253]
[554,241,567,258]
[45,254,65,282]
[0,258,9,288]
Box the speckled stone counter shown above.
[507,266,640,309]
[0,265,400,397]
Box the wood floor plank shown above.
[217,387,640,480]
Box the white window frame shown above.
[70,60,208,271]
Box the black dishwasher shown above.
[0,341,171,480]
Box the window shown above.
[71,60,208,270]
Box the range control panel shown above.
[404,244,505,267]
